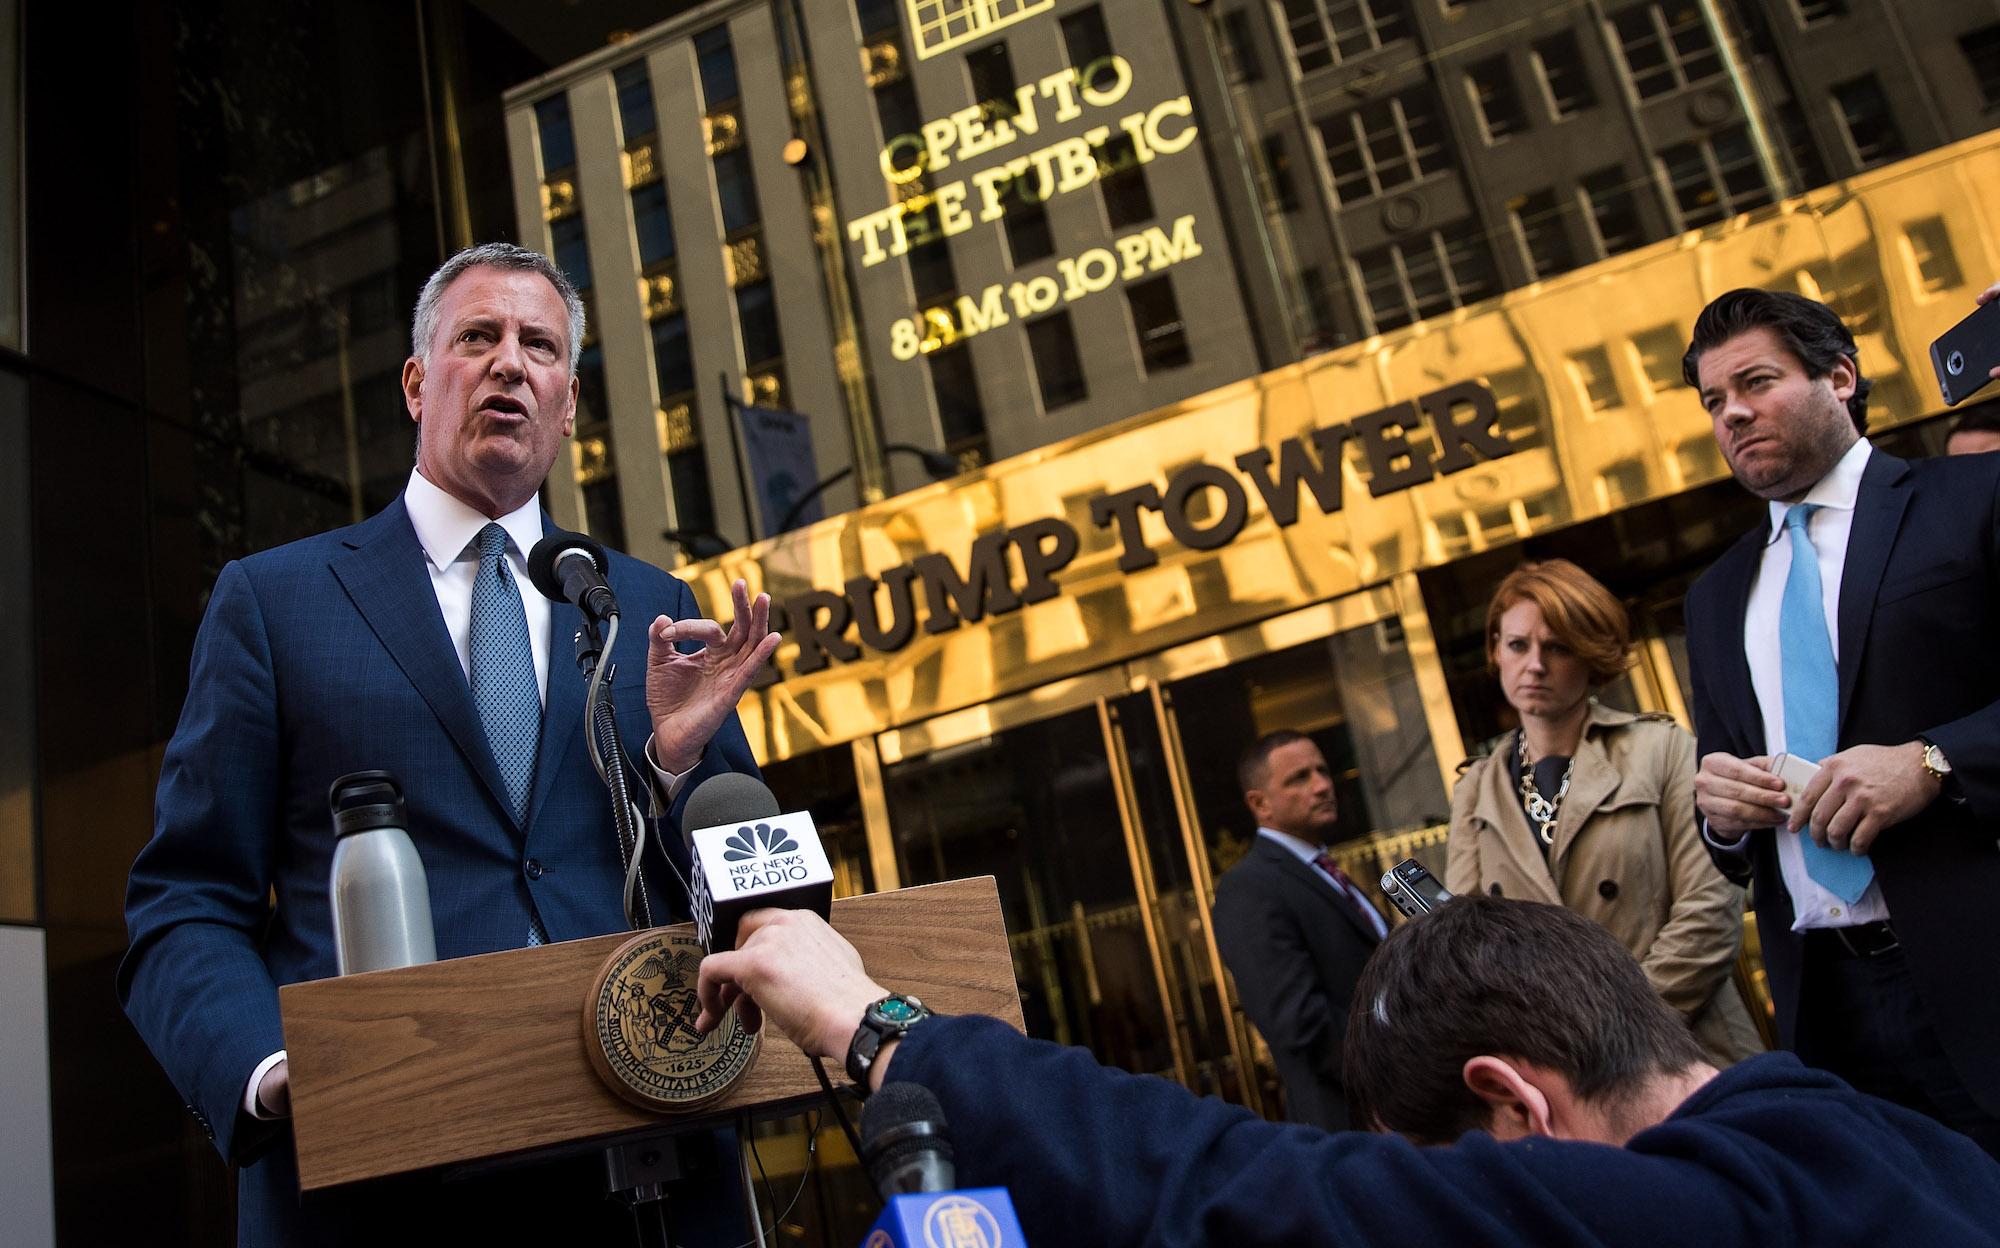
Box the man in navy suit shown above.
[119,243,778,1244]
[1212,731,1387,1130]
[1681,288,2000,1156]
[683,896,2000,1248]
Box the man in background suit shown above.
[1683,287,2000,1156]
[119,243,780,1244]
[1212,730,1387,1130]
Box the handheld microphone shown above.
[856,1085,1027,1247]
[528,528,618,622]
[861,1084,956,1196]
[681,773,834,955]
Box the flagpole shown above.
[720,372,760,547]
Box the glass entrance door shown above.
[878,675,1194,1083]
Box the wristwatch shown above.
[846,992,933,1092]
[1918,737,1959,797]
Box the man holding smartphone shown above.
[1682,287,2000,1156]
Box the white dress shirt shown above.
[404,467,553,705]
[1256,827,1390,940]
[1725,437,1890,931]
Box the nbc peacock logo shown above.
[721,822,799,863]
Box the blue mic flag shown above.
[861,1188,1026,1248]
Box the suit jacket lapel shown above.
[1708,527,1768,756]
[1836,452,1912,736]
[527,514,589,829]
[328,498,514,823]
[1262,839,1382,946]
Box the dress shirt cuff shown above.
[643,734,693,807]
[1701,818,1754,854]
[243,1050,288,1121]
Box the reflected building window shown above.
[1097,133,1155,229]
[1219,9,1263,83]
[1467,55,1528,142]
[1278,0,1410,72]
[1126,275,1192,372]
[1510,188,1575,279]
[1060,6,1114,75]
[1355,225,1498,332]
[695,25,740,106]
[1581,165,1652,256]
[736,280,783,370]
[632,182,676,266]
[928,343,989,463]
[1792,0,1846,23]
[1609,2,1722,99]
[1658,127,1770,229]
[1962,25,2000,110]
[1832,75,1908,170]
[1317,88,1451,205]
[1259,135,1299,214]
[1027,311,1088,409]
[1532,30,1597,118]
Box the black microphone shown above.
[860,1083,956,1197]
[681,772,834,955]
[527,528,618,622]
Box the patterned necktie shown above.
[1312,853,1389,941]
[468,523,548,945]
[1779,504,1875,903]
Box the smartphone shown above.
[1769,752,1821,804]
[1930,297,2000,406]
[1380,858,1453,919]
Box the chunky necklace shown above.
[1516,732,1574,848]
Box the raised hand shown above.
[646,579,781,774]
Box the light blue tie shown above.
[1779,504,1874,903]
[468,523,548,945]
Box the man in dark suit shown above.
[118,243,779,1244]
[1211,730,1387,1130]
[1681,287,2000,1157]
[682,896,2000,1248]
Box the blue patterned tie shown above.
[468,523,548,945]
[1779,504,1874,903]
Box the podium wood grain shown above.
[281,877,1022,1191]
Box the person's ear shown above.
[1826,352,1858,404]
[1462,1056,1554,1141]
[402,356,425,423]
[1244,788,1270,824]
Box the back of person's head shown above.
[1344,895,1704,1144]
[1484,559,1632,686]
[1237,728,1312,797]
[1680,288,1871,433]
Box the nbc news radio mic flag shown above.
[733,399,822,534]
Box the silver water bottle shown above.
[328,771,437,975]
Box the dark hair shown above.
[1485,559,1633,687]
[1680,288,1871,433]
[1948,401,2000,443]
[1238,729,1312,796]
[1344,895,1704,1144]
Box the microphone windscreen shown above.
[861,1083,956,1197]
[682,771,781,834]
[527,529,609,604]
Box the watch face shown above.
[874,996,923,1024]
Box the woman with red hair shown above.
[1445,559,1761,1065]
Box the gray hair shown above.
[409,242,587,372]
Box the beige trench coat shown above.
[1445,702,1764,1066]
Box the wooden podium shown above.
[279,877,1022,1192]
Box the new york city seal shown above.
[585,929,759,1112]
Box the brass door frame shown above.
[1097,696,1199,1090]
[1146,679,1266,1117]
